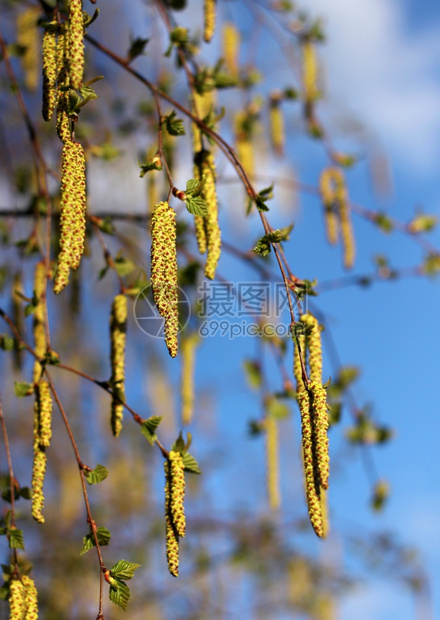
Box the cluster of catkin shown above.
[150,202,179,357]
[294,313,330,538]
[192,92,222,280]
[319,167,355,269]
[8,576,38,619]
[110,294,127,436]
[41,3,88,293]
[164,451,186,577]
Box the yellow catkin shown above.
[319,168,339,245]
[338,187,355,270]
[201,153,221,279]
[68,0,84,90]
[34,381,53,448]
[55,29,71,144]
[269,95,284,156]
[298,390,325,538]
[168,451,186,538]
[110,294,127,437]
[192,91,214,255]
[308,381,330,490]
[42,25,58,121]
[181,335,197,425]
[16,7,40,92]
[21,575,38,620]
[53,141,87,294]
[293,332,306,389]
[150,202,179,357]
[32,263,46,384]
[223,23,240,77]
[235,112,254,181]
[266,415,280,510]
[31,449,47,524]
[301,313,322,383]
[203,0,216,43]
[164,460,179,577]
[302,39,319,102]
[9,579,26,620]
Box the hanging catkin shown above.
[55,28,71,144]
[181,334,198,425]
[53,141,87,294]
[150,202,179,357]
[68,0,84,90]
[203,0,216,43]
[302,38,319,102]
[319,168,339,245]
[168,451,186,538]
[223,23,240,77]
[110,294,127,437]
[22,575,39,619]
[235,111,254,181]
[16,7,40,92]
[266,415,280,510]
[42,24,58,121]
[32,262,46,384]
[269,94,284,156]
[200,152,221,279]
[9,579,26,620]
[164,459,179,577]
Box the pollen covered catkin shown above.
[55,29,71,144]
[16,7,40,92]
[319,168,339,245]
[266,415,280,510]
[32,263,46,384]
[308,381,329,490]
[201,152,221,280]
[31,449,47,524]
[181,334,197,425]
[68,0,84,90]
[35,381,53,448]
[164,460,179,577]
[223,23,240,77]
[21,575,39,619]
[168,451,186,538]
[9,579,26,619]
[110,294,127,437]
[150,202,179,357]
[302,39,319,102]
[42,25,57,121]
[300,313,322,383]
[54,141,87,294]
[203,0,216,43]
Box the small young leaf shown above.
[186,196,208,217]
[13,382,33,398]
[18,487,32,500]
[110,559,141,581]
[140,415,162,445]
[81,526,111,555]
[127,37,149,62]
[266,397,290,420]
[8,527,24,550]
[85,464,109,485]
[109,579,130,611]
[114,254,136,277]
[165,110,185,136]
[182,452,201,474]
[185,177,205,197]
[138,156,162,177]
[243,359,262,389]
[0,335,15,351]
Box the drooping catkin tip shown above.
[9,579,26,620]
[203,0,216,43]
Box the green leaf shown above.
[182,452,201,474]
[114,254,135,277]
[138,156,162,177]
[214,72,239,89]
[13,382,33,398]
[0,585,8,601]
[408,214,437,234]
[371,480,390,512]
[255,197,269,212]
[248,420,265,436]
[185,177,206,197]
[266,397,290,420]
[18,487,32,500]
[76,84,99,109]
[140,415,162,445]
[81,526,111,555]
[185,196,208,217]
[243,359,262,389]
[253,226,293,257]
[170,26,188,46]
[110,559,141,581]
[0,335,14,351]
[374,212,394,233]
[109,579,130,611]
[85,464,108,485]
[96,217,115,235]
[98,265,109,281]
[8,528,24,550]
[127,37,149,62]
[165,110,185,136]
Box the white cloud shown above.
[307,0,440,175]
